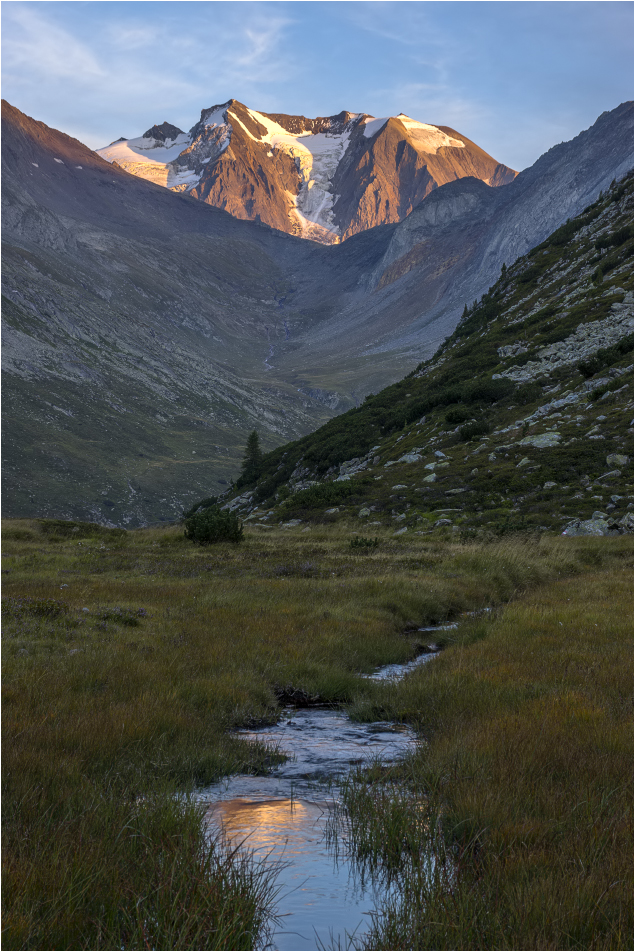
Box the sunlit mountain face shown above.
[97,100,517,244]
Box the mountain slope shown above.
[2,100,632,526]
[220,173,634,537]
[97,100,516,244]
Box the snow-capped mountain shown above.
[97,100,517,243]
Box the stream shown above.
[198,630,451,951]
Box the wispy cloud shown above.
[1,1,298,146]
[3,4,104,82]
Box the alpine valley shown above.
[2,99,633,525]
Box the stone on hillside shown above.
[434,518,453,527]
[592,511,608,520]
[397,453,422,464]
[584,377,611,391]
[598,470,622,481]
[324,507,340,514]
[358,507,371,517]
[281,519,302,528]
[562,518,610,536]
[334,474,351,482]
[517,457,530,468]
[434,450,447,458]
[619,512,634,531]
[422,473,437,483]
[437,461,450,469]
[392,484,407,489]
[393,513,406,521]
[519,431,561,448]
[543,481,558,489]
[607,453,629,467]
[394,527,408,535]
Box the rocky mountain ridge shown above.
[97,99,516,244]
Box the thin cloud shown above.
[3,4,104,83]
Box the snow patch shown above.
[54,158,64,164]
[395,115,464,152]
[362,117,389,138]
[231,106,350,238]
[97,132,191,167]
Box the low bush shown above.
[350,536,380,549]
[184,506,243,544]
[459,420,491,442]
[183,496,219,519]
[578,333,634,378]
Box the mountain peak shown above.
[97,101,517,243]
[143,121,185,142]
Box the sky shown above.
[2,0,633,172]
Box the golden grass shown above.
[348,569,633,950]
[2,519,632,949]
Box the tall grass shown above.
[338,569,634,950]
[2,519,632,949]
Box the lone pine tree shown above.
[241,430,263,483]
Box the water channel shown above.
[198,630,452,951]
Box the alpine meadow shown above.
[2,5,633,948]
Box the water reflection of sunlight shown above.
[208,798,327,857]
[206,797,383,951]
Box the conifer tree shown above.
[241,430,262,482]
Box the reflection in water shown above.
[200,651,440,951]
[207,797,389,951]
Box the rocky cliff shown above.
[97,100,516,243]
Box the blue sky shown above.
[2,1,633,171]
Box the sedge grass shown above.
[339,568,633,950]
[2,519,632,949]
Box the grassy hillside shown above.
[222,173,633,537]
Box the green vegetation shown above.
[222,173,632,537]
[2,520,632,949]
[350,535,380,549]
[184,505,244,544]
[331,567,633,950]
[239,430,263,486]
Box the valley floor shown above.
[2,520,632,950]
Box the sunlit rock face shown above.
[97,100,516,243]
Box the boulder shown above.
[519,431,561,448]
[606,453,629,467]
[562,518,610,536]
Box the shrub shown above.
[578,333,634,378]
[182,496,218,519]
[350,536,379,549]
[184,506,243,544]
[459,420,491,442]
[445,406,471,425]
[513,382,543,406]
